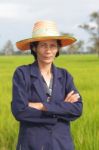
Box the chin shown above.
[43,59,53,64]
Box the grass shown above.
[0,54,99,150]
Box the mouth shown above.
[44,56,53,59]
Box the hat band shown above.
[32,28,60,37]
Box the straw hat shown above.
[16,20,77,51]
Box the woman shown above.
[11,20,83,150]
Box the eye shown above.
[50,44,57,49]
[39,43,47,48]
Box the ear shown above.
[33,47,36,52]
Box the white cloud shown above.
[0,3,19,19]
[0,0,99,50]
[0,2,50,22]
[88,22,98,28]
[0,2,34,20]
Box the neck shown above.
[37,61,52,75]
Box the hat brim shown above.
[16,35,77,51]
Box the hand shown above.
[64,90,80,103]
[28,102,47,111]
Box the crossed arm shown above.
[12,68,82,123]
[28,90,80,111]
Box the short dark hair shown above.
[30,40,62,60]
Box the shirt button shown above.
[47,97,50,102]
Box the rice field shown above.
[0,54,99,150]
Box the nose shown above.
[46,45,52,52]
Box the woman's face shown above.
[36,40,58,64]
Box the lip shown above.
[44,56,53,59]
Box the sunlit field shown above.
[0,54,99,150]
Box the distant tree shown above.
[67,40,84,54]
[61,32,84,54]
[14,50,31,55]
[87,46,96,54]
[61,32,74,36]
[2,40,14,55]
[79,11,99,56]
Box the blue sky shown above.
[0,0,98,50]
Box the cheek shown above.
[53,50,58,56]
[36,49,44,56]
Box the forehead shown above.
[38,40,57,44]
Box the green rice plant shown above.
[0,54,99,150]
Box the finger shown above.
[68,94,80,103]
[70,98,79,103]
[65,93,80,102]
[70,93,80,101]
[65,92,77,102]
[65,90,74,101]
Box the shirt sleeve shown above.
[42,71,83,122]
[11,67,57,124]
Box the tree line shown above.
[0,10,99,56]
